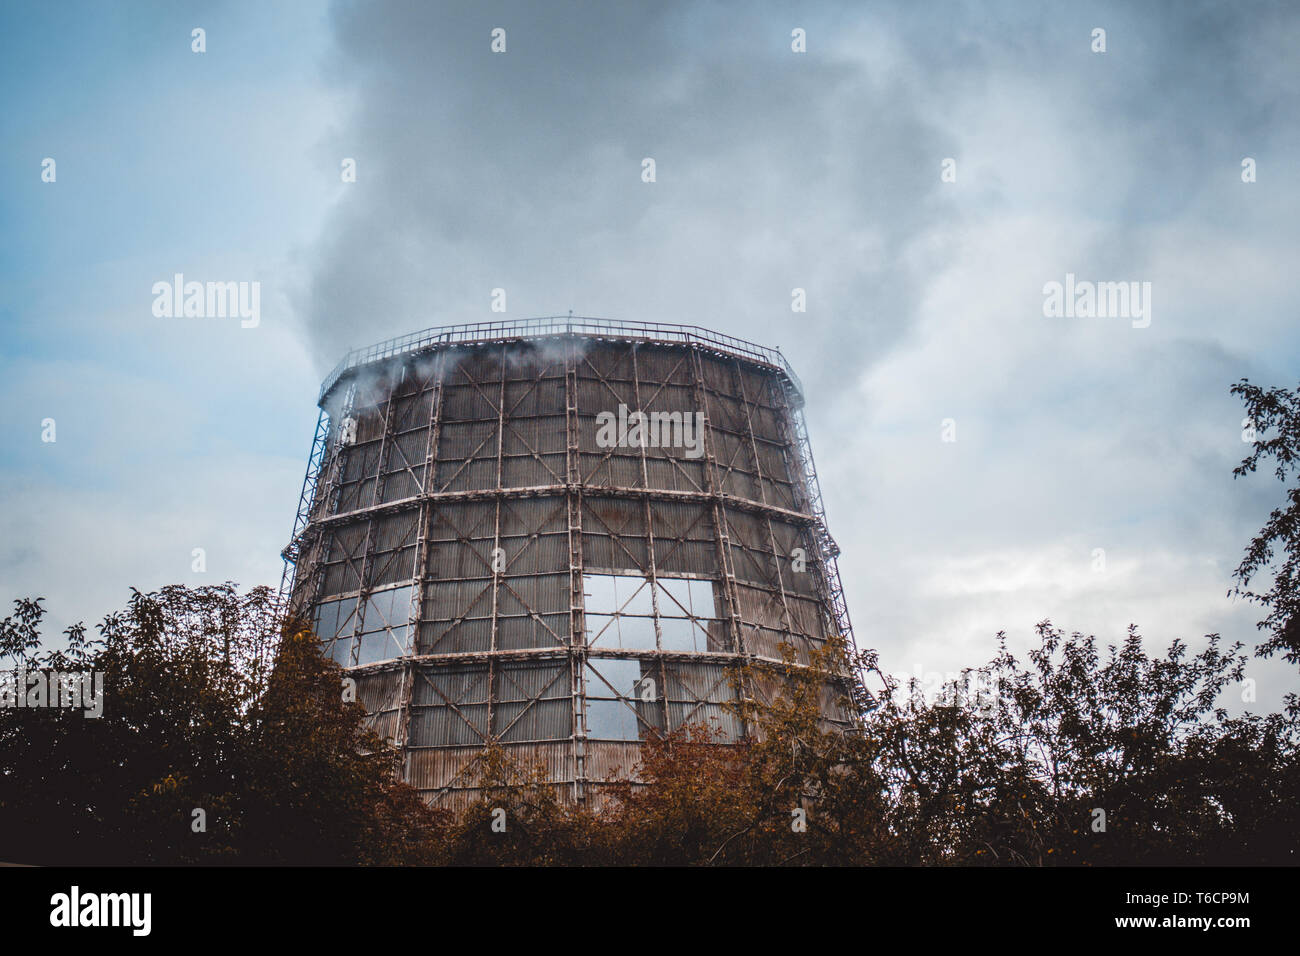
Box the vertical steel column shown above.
[299,381,358,628]
[731,360,797,648]
[629,345,668,735]
[396,350,447,780]
[486,344,507,736]
[279,406,330,609]
[687,345,752,736]
[352,374,399,664]
[564,335,588,803]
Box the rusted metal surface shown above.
[283,320,856,808]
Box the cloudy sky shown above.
[3,0,1298,710]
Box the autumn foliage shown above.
[1,584,1297,865]
[4,376,1300,864]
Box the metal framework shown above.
[281,318,858,810]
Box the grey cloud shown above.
[301,0,952,395]
[291,0,1300,710]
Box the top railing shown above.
[317,316,804,406]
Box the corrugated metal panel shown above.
[417,619,493,655]
[355,669,404,714]
[428,501,495,538]
[786,594,829,638]
[421,580,493,620]
[495,613,569,650]
[388,391,433,433]
[440,458,497,493]
[644,456,706,493]
[583,497,646,534]
[440,383,498,421]
[493,699,573,741]
[755,441,794,486]
[649,501,714,574]
[297,331,854,810]
[729,542,775,588]
[379,469,421,502]
[579,453,644,488]
[384,429,428,471]
[496,572,568,615]
[768,522,818,596]
[632,349,693,387]
[583,742,643,782]
[420,788,485,813]
[761,477,797,512]
[494,661,568,698]
[406,746,484,790]
[582,534,649,572]
[411,664,490,704]
[329,523,367,557]
[497,495,564,528]
[503,384,566,420]
[504,349,565,383]
[745,625,801,663]
[412,743,572,793]
[501,455,560,488]
[368,546,416,587]
[446,349,502,384]
[652,541,715,576]
[706,394,747,436]
[408,704,489,746]
[354,405,387,444]
[748,402,786,445]
[371,513,415,551]
[648,499,710,532]
[342,439,382,482]
[436,419,496,460]
[667,702,741,741]
[428,546,495,581]
[362,709,399,746]
[663,660,738,704]
[733,582,786,630]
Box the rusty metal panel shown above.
[583,742,643,782]
[363,710,399,747]
[418,618,493,655]
[355,669,404,714]
[288,322,857,812]
[733,582,786,630]
[408,705,489,747]
[406,746,484,790]
[644,455,706,494]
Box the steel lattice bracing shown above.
[282,319,858,810]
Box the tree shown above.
[1231,379,1300,689]
[0,584,444,864]
[3,584,1296,865]
[864,622,1299,865]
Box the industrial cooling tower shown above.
[282,318,858,809]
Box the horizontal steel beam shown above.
[296,482,820,542]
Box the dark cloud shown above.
[301,0,952,391]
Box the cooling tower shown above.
[282,318,857,809]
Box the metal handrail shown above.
[317,316,804,406]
